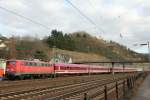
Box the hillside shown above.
[45,30,145,62]
[49,48,109,63]
[0,30,146,62]
[70,32,145,61]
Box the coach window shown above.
[42,63,44,67]
[41,63,44,67]
[62,66,65,70]
[35,63,37,66]
[37,63,40,67]
[32,62,35,66]
[36,63,38,66]
[48,64,50,67]
[65,66,68,70]
[39,63,42,67]
[29,62,32,66]
[64,66,67,70]
[33,62,37,66]
[41,63,43,67]
[40,63,42,67]
[45,63,48,67]
[38,63,41,67]
[67,66,69,70]
[44,63,47,67]
[47,64,49,67]
[45,63,47,67]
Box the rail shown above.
[0,72,148,100]
[49,72,148,100]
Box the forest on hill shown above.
[0,30,147,62]
[44,30,146,61]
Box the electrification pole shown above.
[147,41,150,62]
[52,46,56,63]
[52,46,56,78]
[140,41,150,62]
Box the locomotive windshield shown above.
[7,61,16,66]
[0,61,6,68]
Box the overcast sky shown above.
[0,0,150,53]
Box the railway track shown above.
[0,74,131,100]
[0,74,115,93]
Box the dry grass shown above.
[49,48,109,62]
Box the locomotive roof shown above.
[7,59,51,63]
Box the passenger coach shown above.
[54,63,110,74]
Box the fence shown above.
[83,72,148,100]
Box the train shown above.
[0,59,143,80]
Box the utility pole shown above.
[52,46,56,78]
[87,46,90,53]
[122,63,125,73]
[88,64,90,76]
[140,41,150,62]
[52,46,56,63]
[111,62,114,75]
[148,41,150,62]
[10,37,16,59]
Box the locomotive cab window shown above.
[7,61,16,66]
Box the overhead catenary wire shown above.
[65,0,105,34]
[88,0,126,40]
[87,0,103,20]
[0,1,104,34]
[0,6,50,30]
[88,0,125,39]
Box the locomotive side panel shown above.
[5,60,54,79]
[17,61,54,74]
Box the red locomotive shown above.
[6,60,54,79]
